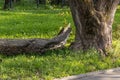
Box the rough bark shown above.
[69,0,119,55]
[0,24,71,55]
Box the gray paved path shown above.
[55,68,120,80]
[80,71,120,80]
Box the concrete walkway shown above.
[55,67,120,80]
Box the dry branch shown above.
[0,24,71,55]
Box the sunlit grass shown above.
[0,9,73,39]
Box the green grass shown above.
[0,9,73,39]
[0,3,120,80]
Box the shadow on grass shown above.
[0,47,71,58]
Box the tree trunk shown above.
[3,0,12,9]
[9,0,12,8]
[0,24,71,55]
[3,0,9,9]
[36,0,40,8]
[69,0,119,55]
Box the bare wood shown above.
[69,0,119,56]
[0,24,71,55]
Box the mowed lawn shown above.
[0,8,120,80]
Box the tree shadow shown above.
[0,47,70,58]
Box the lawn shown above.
[0,2,120,80]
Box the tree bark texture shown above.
[0,24,71,55]
[69,0,119,55]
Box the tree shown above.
[36,0,47,8]
[36,0,40,8]
[1,0,119,56]
[3,0,12,9]
[50,0,68,7]
[69,0,119,56]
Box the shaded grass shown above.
[0,5,120,80]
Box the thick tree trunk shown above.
[0,24,71,55]
[69,0,119,55]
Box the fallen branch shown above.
[0,24,71,55]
